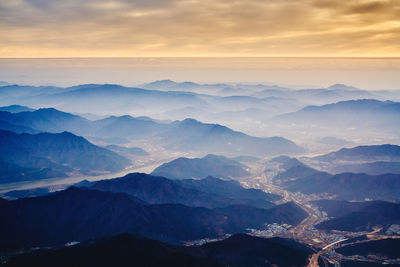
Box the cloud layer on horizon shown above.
[0,0,399,57]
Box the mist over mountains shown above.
[1,81,400,150]
[0,107,303,157]
[1,79,400,266]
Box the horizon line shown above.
[1,56,400,60]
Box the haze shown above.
[1,57,400,90]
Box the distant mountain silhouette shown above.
[313,144,400,162]
[0,187,307,250]
[0,130,130,183]
[254,84,375,104]
[273,99,400,131]
[316,201,400,232]
[152,154,250,179]
[331,161,400,175]
[0,108,91,134]
[0,105,34,113]
[6,233,313,267]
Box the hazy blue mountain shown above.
[0,108,302,156]
[274,164,322,184]
[141,80,228,92]
[0,85,65,99]
[269,156,307,170]
[313,144,400,162]
[0,108,91,134]
[152,154,250,179]
[284,172,400,202]
[231,155,260,162]
[0,105,34,113]
[268,156,322,186]
[159,119,303,156]
[46,84,208,114]
[331,161,400,175]
[86,173,277,209]
[314,136,353,146]
[273,99,400,130]
[92,115,162,139]
[0,187,307,250]
[254,84,376,105]
[6,233,313,267]
[0,158,67,184]
[104,145,148,156]
[0,130,131,183]
[0,116,38,134]
[316,201,400,232]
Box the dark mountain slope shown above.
[151,154,250,179]
[6,233,313,267]
[337,238,400,259]
[331,161,400,175]
[284,172,400,202]
[88,173,277,209]
[0,187,307,251]
[311,200,382,218]
[215,202,307,227]
[316,201,400,231]
[0,130,130,183]
[177,176,282,203]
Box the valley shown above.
[1,151,398,267]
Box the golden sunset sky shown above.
[1,0,399,57]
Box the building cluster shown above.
[247,223,292,238]
[386,224,400,235]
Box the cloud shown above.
[0,0,399,56]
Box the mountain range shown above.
[5,233,313,267]
[0,130,130,183]
[0,108,303,156]
[273,99,400,133]
[0,186,307,250]
[81,173,281,209]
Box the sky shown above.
[1,0,400,57]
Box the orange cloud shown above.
[0,0,399,57]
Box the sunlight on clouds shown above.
[0,0,399,57]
